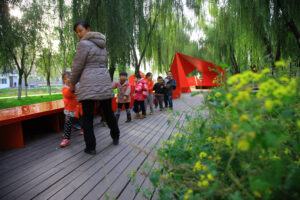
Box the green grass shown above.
[0,94,63,109]
[0,92,60,98]
[0,86,63,95]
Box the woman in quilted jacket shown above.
[133,73,148,119]
[70,20,120,155]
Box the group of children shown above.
[59,71,176,147]
[115,71,176,121]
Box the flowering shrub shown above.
[150,69,300,199]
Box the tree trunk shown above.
[109,63,115,81]
[277,0,300,53]
[17,71,23,99]
[135,12,159,74]
[47,75,51,95]
[24,76,28,97]
[262,35,275,75]
[229,45,240,74]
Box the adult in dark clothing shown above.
[70,20,120,155]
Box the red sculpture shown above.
[170,52,225,98]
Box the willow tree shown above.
[187,0,300,74]
[0,0,43,99]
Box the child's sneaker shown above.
[140,114,145,119]
[135,113,140,119]
[72,123,81,130]
[80,130,84,135]
[149,111,154,115]
[60,139,70,147]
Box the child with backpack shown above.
[60,72,83,147]
[133,73,148,119]
[112,72,132,123]
[144,72,154,115]
[153,76,166,111]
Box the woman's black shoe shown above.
[84,148,96,155]
[113,139,119,145]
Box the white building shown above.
[0,72,18,89]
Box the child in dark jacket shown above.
[60,72,83,147]
[164,71,176,110]
[112,72,131,123]
[153,76,166,111]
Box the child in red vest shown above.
[60,72,83,147]
[144,72,154,115]
[134,73,148,119]
[112,71,131,123]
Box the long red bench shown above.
[0,97,135,149]
[0,100,65,149]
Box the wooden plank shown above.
[0,113,155,200]
[106,113,184,200]
[48,112,167,200]
[29,113,160,200]
[98,106,190,200]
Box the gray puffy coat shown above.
[70,32,114,101]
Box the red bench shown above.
[0,97,135,149]
[0,100,65,149]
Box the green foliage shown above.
[149,70,300,199]
[0,94,63,109]
[187,0,300,74]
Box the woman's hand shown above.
[70,85,75,93]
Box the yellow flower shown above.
[237,139,249,151]
[199,152,207,159]
[215,92,221,98]
[170,140,175,145]
[279,77,289,83]
[232,124,238,132]
[206,137,212,142]
[217,156,221,162]
[208,155,213,160]
[275,60,286,67]
[272,155,280,160]
[248,132,256,138]
[207,95,211,101]
[226,136,231,146]
[226,93,232,101]
[262,68,271,74]
[239,114,249,122]
[193,161,202,171]
[202,165,207,171]
[187,189,193,194]
[207,173,214,181]
[297,120,300,129]
[253,191,262,198]
[284,148,290,155]
[201,175,205,180]
[255,115,262,121]
[265,100,273,111]
[184,194,189,200]
[202,180,209,187]
[174,132,179,138]
[197,181,203,187]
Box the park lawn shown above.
[0,86,63,96]
[0,94,63,110]
[0,92,60,98]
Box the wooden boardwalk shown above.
[0,93,205,200]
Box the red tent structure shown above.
[171,52,225,98]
